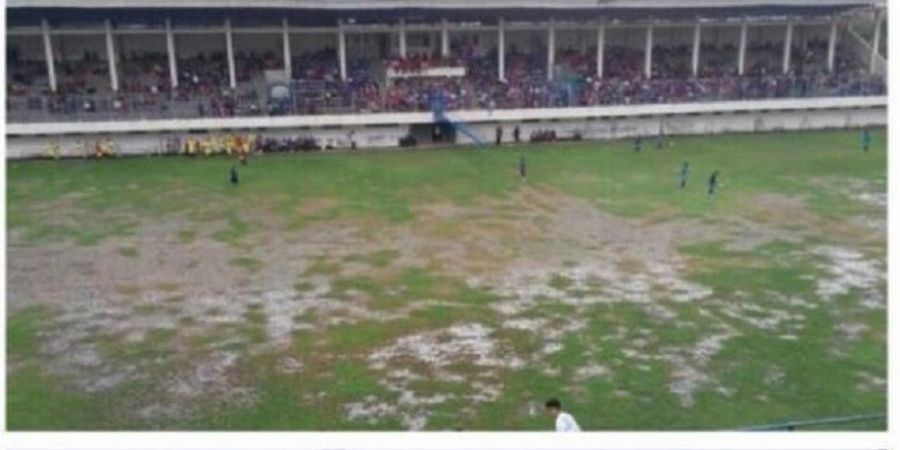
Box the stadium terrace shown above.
[6,1,886,119]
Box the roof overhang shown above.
[6,0,886,9]
[7,0,883,27]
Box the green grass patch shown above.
[229,256,264,272]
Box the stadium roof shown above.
[7,0,883,27]
[5,0,887,8]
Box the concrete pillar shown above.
[738,22,747,75]
[782,21,793,74]
[225,19,236,89]
[105,19,119,91]
[41,19,57,92]
[441,19,449,58]
[596,24,605,78]
[644,25,653,79]
[283,18,292,79]
[498,18,506,81]
[870,10,884,73]
[398,19,407,58]
[166,18,178,89]
[827,20,838,73]
[691,22,701,77]
[547,20,556,81]
[338,21,347,81]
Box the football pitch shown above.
[6,129,886,430]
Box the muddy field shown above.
[6,131,887,430]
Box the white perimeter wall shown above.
[5,97,886,158]
[466,106,886,145]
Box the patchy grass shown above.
[229,256,264,272]
[344,249,402,267]
[6,129,886,430]
[116,246,139,258]
[7,305,47,360]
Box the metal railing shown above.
[742,413,886,431]
[6,73,887,124]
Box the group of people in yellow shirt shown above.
[44,134,258,161]
[182,134,258,159]
[94,138,118,158]
[45,138,118,160]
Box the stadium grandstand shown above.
[5,0,887,155]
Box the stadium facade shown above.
[5,0,888,157]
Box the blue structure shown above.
[429,91,485,146]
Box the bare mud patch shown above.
[358,322,520,429]
[813,246,885,308]
[663,328,738,408]
[369,323,524,370]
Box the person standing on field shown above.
[634,135,642,152]
[679,161,690,188]
[513,125,521,143]
[519,155,527,180]
[545,399,580,432]
[861,129,872,152]
[707,170,720,195]
[496,125,503,146]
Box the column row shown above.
[32,16,868,93]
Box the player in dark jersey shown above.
[679,162,690,188]
[707,170,719,195]
[861,129,872,153]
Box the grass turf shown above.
[7,129,886,430]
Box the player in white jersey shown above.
[545,398,581,432]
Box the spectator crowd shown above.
[7,34,886,123]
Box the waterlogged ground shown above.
[7,130,886,430]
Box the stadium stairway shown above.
[429,94,485,146]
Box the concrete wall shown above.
[463,106,886,144]
[5,97,886,158]
[6,125,411,158]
